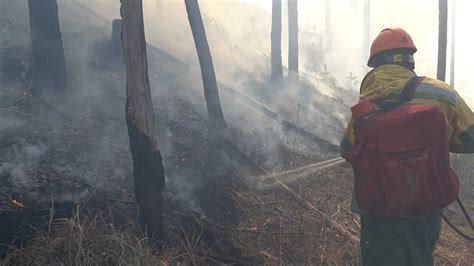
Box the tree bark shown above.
[27,0,66,92]
[184,0,228,133]
[271,0,283,81]
[288,0,299,82]
[120,0,165,240]
[437,0,448,82]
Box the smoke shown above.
[54,189,91,204]
[10,0,473,210]
[304,0,474,107]
[0,0,348,206]
[1,0,471,226]
[0,117,25,133]
[0,141,49,188]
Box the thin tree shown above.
[325,0,332,50]
[449,1,459,169]
[111,19,122,54]
[362,0,370,64]
[27,0,66,93]
[156,0,163,18]
[351,0,358,15]
[271,0,283,81]
[184,0,228,133]
[450,0,456,88]
[437,0,448,81]
[120,0,165,240]
[288,0,299,82]
[156,0,162,11]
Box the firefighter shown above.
[341,27,474,265]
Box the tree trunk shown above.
[120,0,165,240]
[325,0,332,51]
[111,19,123,55]
[437,0,448,81]
[362,0,370,65]
[156,0,163,12]
[155,0,163,21]
[449,0,455,88]
[184,0,228,133]
[288,0,299,82]
[271,0,283,81]
[449,1,459,170]
[27,0,66,93]
[351,0,358,15]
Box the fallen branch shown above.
[219,83,340,154]
[236,228,304,235]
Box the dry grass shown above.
[230,163,474,265]
[435,225,474,265]
[2,163,473,265]
[229,165,361,265]
[2,206,203,266]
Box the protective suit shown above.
[341,64,474,266]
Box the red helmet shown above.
[368,27,417,67]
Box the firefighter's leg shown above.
[405,211,441,266]
[360,212,441,266]
[360,214,410,266]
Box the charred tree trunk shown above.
[184,0,228,133]
[271,0,283,81]
[288,0,299,82]
[362,0,370,64]
[27,0,66,93]
[120,0,165,240]
[437,0,448,81]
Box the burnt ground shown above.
[1,1,473,264]
[0,0,338,263]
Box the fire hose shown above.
[439,198,474,242]
[259,157,474,242]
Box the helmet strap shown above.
[370,51,415,70]
[392,54,414,64]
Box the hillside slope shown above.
[0,0,472,264]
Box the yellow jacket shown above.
[341,64,474,212]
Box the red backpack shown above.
[345,76,459,218]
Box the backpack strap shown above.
[400,76,424,102]
[374,76,424,111]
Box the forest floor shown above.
[1,0,473,265]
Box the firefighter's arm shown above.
[449,92,474,153]
[340,119,355,158]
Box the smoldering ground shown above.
[0,0,357,232]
